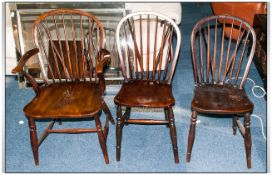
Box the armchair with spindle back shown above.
[12,9,115,165]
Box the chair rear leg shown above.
[124,107,131,126]
[101,99,115,125]
[168,107,179,163]
[164,108,169,128]
[244,113,252,168]
[186,111,197,162]
[28,117,39,165]
[232,115,238,135]
[116,105,123,161]
[95,115,109,164]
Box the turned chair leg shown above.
[244,113,252,168]
[95,115,109,164]
[124,107,131,126]
[116,105,123,161]
[28,117,39,165]
[164,108,170,128]
[232,115,238,135]
[186,111,197,162]
[167,107,179,163]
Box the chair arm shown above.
[11,48,39,74]
[96,49,111,74]
[11,48,40,95]
[95,49,111,94]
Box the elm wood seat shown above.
[115,12,181,163]
[192,84,254,114]
[11,9,115,165]
[114,80,175,107]
[186,15,256,169]
[24,82,102,118]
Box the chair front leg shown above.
[244,113,252,168]
[116,105,123,161]
[95,115,109,164]
[28,117,39,165]
[186,110,197,162]
[167,107,179,163]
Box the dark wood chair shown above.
[11,9,115,165]
[186,15,256,168]
[114,12,181,163]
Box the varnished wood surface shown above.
[114,80,175,107]
[187,15,256,169]
[191,84,254,114]
[24,82,102,118]
[12,9,113,165]
[115,12,180,163]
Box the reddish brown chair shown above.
[11,9,115,165]
[186,15,256,168]
[114,12,181,163]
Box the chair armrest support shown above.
[11,48,40,95]
[96,49,111,94]
[96,49,111,74]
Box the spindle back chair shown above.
[114,12,181,163]
[12,9,115,165]
[186,15,256,168]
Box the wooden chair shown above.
[11,9,115,165]
[186,15,256,168]
[114,12,181,163]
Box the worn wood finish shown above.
[12,9,114,165]
[191,84,254,114]
[115,12,181,163]
[114,80,175,107]
[187,15,256,168]
[23,82,102,118]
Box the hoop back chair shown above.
[12,9,115,165]
[186,15,256,168]
[114,12,181,163]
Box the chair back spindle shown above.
[116,12,181,84]
[32,9,105,84]
[191,15,256,89]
